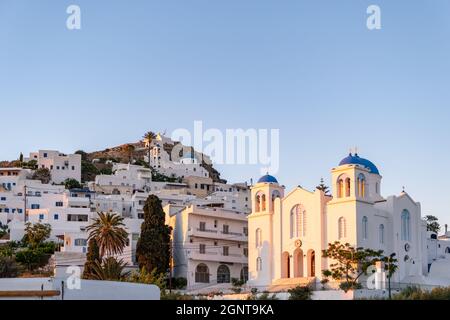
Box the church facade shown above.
[248,153,428,288]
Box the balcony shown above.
[188,228,247,242]
[67,197,90,208]
[187,249,248,264]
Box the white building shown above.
[248,153,429,289]
[25,150,81,184]
[166,204,249,290]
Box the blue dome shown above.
[258,174,279,184]
[338,154,380,175]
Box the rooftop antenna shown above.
[402,186,405,193]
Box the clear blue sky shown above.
[1,1,450,228]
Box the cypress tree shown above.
[316,178,331,196]
[136,195,172,275]
[82,238,100,279]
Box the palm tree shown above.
[143,131,156,168]
[86,212,129,258]
[91,257,131,281]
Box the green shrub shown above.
[161,291,194,300]
[0,256,20,278]
[15,249,48,271]
[393,286,450,300]
[288,286,313,300]
[339,281,362,292]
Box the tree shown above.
[64,178,82,190]
[86,212,128,258]
[288,286,313,300]
[136,195,172,275]
[124,144,135,163]
[32,168,51,184]
[75,150,88,161]
[0,256,19,278]
[82,238,101,280]
[381,253,399,299]
[316,178,330,196]
[425,215,441,234]
[322,241,384,292]
[15,249,45,271]
[19,153,24,164]
[91,257,130,281]
[143,131,157,168]
[127,267,166,289]
[22,222,51,249]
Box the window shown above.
[74,239,87,246]
[345,178,351,197]
[223,225,229,234]
[223,246,229,256]
[337,179,344,198]
[0,197,5,201]
[55,202,63,207]
[214,220,218,228]
[358,174,366,198]
[72,166,75,170]
[256,228,262,248]
[379,224,385,244]
[199,222,206,231]
[255,193,261,212]
[243,227,248,236]
[401,210,411,241]
[240,267,249,282]
[362,216,368,240]
[195,264,210,283]
[31,204,40,209]
[338,217,347,239]
[199,244,206,254]
[256,257,263,271]
[243,248,248,257]
[217,265,231,283]
[261,194,266,211]
[54,214,59,220]
[290,205,306,238]
[39,214,44,220]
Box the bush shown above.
[0,256,20,278]
[339,281,362,292]
[38,242,58,254]
[15,248,48,271]
[167,277,187,290]
[288,286,313,300]
[161,291,194,300]
[393,286,450,300]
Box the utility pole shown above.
[169,240,173,294]
[23,185,28,223]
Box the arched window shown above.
[195,264,210,283]
[345,178,351,197]
[261,194,266,211]
[337,179,344,198]
[256,228,262,248]
[379,224,385,244]
[358,174,366,198]
[240,267,249,282]
[255,194,261,212]
[290,205,306,238]
[362,216,368,240]
[256,257,263,271]
[338,217,346,239]
[290,209,295,238]
[272,191,281,209]
[401,210,411,241]
[297,209,306,237]
[217,265,231,283]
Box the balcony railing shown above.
[196,228,218,234]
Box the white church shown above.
[248,153,445,289]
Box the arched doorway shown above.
[240,267,249,282]
[282,252,290,278]
[217,265,231,283]
[307,250,316,277]
[195,264,210,283]
[293,248,304,278]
